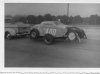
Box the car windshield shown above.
[41,22,54,25]
[41,21,64,26]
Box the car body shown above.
[30,21,87,44]
[5,22,30,39]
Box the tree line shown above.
[5,14,100,25]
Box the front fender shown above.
[5,28,16,36]
[30,24,40,30]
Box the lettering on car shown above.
[45,28,56,36]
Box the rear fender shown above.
[67,27,86,39]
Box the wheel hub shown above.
[68,32,76,40]
[45,37,51,43]
[31,32,36,38]
[6,33,11,39]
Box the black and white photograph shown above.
[5,3,100,67]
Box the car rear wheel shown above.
[30,29,39,39]
[5,32,12,39]
[67,31,80,42]
[44,34,54,45]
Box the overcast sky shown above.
[5,3,100,17]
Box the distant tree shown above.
[69,16,74,24]
[82,17,90,25]
[97,16,100,24]
[62,15,69,24]
[26,15,37,24]
[88,15,100,25]
[73,15,83,24]
[44,14,54,21]
[5,15,13,18]
[10,14,100,25]
[51,15,57,21]
[57,15,70,24]
[5,15,13,23]
[13,15,26,23]
[56,15,62,21]
[37,15,44,23]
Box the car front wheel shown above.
[67,31,80,42]
[30,29,39,39]
[43,34,54,45]
[5,32,12,39]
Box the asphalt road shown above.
[5,25,100,67]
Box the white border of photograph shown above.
[4,0,100,3]
[0,0,100,72]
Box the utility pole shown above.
[67,3,69,24]
[67,3,69,18]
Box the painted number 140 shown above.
[46,28,56,36]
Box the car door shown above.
[40,22,57,36]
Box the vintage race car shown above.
[30,21,87,44]
[5,23,30,39]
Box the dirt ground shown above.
[5,25,100,67]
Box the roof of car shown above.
[16,22,30,27]
[5,23,18,28]
[41,21,55,24]
[5,22,30,28]
[41,21,62,24]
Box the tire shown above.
[83,33,87,39]
[30,29,39,39]
[67,31,80,42]
[5,32,12,40]
[43,34,54,45]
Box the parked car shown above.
[5,22,30,39]
[30,21,87,44]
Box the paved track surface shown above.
[5,26,100,67]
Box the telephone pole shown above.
[67,3,69,17]
[67,3,70,24]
